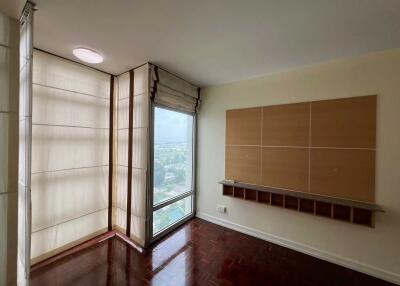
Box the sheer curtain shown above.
[0,10,20,286]
[30,50,111,262]
[115,64,149,246]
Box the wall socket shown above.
[217,205,227,214]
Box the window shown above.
[151,107,195,237]
[153,196,192,234]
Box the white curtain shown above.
[115,64,149,246]
[30,50,110,262]
[150,64,200,113]
[0,10,20,286]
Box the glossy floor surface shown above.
[31,218,394,286]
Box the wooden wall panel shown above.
[311,95,376,148]
[261,147,309,192]
[262,103,310,146]
[310,149,375,202]
[225,95,376,204]
[226,107,262,145]
[225,146,261,185]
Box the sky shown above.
[154,107,193,143]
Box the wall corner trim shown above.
[196,212,400,285]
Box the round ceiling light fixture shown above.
[73,48,103,64]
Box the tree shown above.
[154,159,166,187]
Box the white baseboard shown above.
[196,211,400,285]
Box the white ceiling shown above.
[33,0,400,87]
[0,0,27,19]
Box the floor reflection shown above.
[30,218,394,286]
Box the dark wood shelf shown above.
[220,180,383,227]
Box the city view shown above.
[152,107,193,234]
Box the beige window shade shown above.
[30,50,110,262]
[0,10,20,286]
[115,65,149,246]
[150,64,200,113]
[115,72,129,234]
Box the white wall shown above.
[197,49,400,284]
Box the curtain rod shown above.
[33,47,114,76]
[149,62,199,87]
[116,62,199,88]
[33,48,199,87]
[114,62,148,77]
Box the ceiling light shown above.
[73,48,103,64]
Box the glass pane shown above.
[153,196,192,234]
[153,107,193,205]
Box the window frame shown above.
[147,103,197,244]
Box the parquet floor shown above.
[30,218,394,286]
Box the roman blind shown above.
[115,64,149,246]
[0,10,20,286]
[149,64,200,113]
[30,50,111,262]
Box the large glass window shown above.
[153,196,192,234]
[152,107,194,236]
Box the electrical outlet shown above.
[217,205,227,214]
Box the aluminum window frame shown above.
[147,103,197,244]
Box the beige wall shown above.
[197,49,400,284]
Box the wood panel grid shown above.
[225,95,376,203]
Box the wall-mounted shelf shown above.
[219,180,383,227]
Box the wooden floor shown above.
[31,218,394,286]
